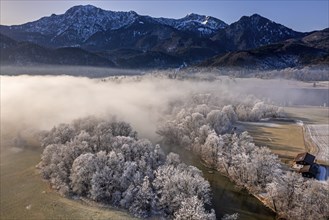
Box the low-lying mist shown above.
[1,72,327,146]
[1,75,225,142]
[0,65,143,77]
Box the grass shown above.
[243,106,329,165]
[242,122,306,165]
[0,146,137,220]
[284,106,329,124]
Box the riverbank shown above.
[162,144,276,220]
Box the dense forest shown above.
[38,117,215,219]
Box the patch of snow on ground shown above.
[306,124,329,162]
[242,122,281,128]
[26,204,32,210]
[296,120,304,126]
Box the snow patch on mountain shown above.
[154,13,227,35]
[9,5,139,42]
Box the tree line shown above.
[158,93,329,220]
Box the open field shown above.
[243,106,329,165]
[284,106,329,124]
[0,146,136,220]
[241,121,307,165]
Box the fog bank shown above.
[1,74,327,143]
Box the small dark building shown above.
[299,164,319,178]
[294,152,315,165]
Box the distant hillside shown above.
[300,28,329,50]
[211,14,305,51]
[199,29,329,69]
[0,34,115,67]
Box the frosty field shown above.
[306,124,329,163]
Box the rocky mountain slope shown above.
[212,14,305,50]
[0,5,328,69]
[0,5,227,48]
[154,13,228,37]
[0,5,139,48]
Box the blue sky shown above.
[0,1,328,32]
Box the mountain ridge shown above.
[199,29,329,69]
[0,5,228,48]
[0,5,328,69]
[0,33,115,67]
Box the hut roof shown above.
[294,152,315,165]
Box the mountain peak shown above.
[65,5,102,15]
[2,5,140,46]
[212,12,303,51]
[184,13,205,19]
[250,13,263,18]
[239,13,269,23]
[179,13,228,33]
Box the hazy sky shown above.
[0,1,328,32]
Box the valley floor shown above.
[0,146,137,220]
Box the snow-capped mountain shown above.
[155,13,228,36]
[15,5,137,36]
[82,15,219,55]
[0,5,227,48]
[1,5,138,47]
[1,5,327,69]
[0,6,303,51]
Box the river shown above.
[162,144,276,220]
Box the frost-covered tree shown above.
[39,117,214,219]
[129,176,155,218]
[221,213,239,220]
[201,131,223,166]
[266,172,304,218]
[222,105,238,124]
[249,147,282,191]
[298,180,329,220]
[157,91,328,219]
[70,153,96,196]
[153,154,213,217]
[174,196,216,220]
[250,102,279,121]
[40,123,75,147]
